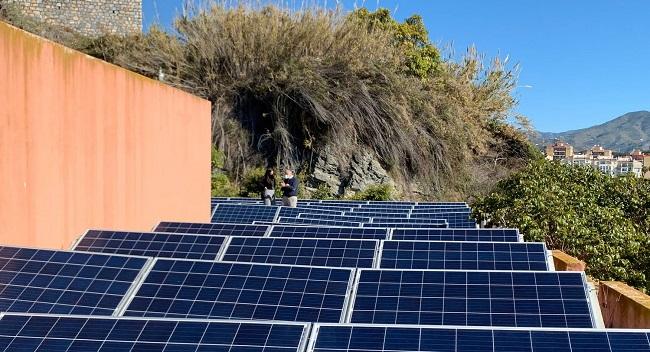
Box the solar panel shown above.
[74,230,227,260]
[379,241,550,270]
[124,260,354,323]
[155,222,269,237]
[363,223,448,229]
[391,228,521,242]
[298,214,372,223]
[409,212,473,221]
[410,208,472,214]
[310,324,650,352]
[222,237,378,268]
[372,218,447,224]
[0,246,148,315]
[212,204,279,224]
[270,225,389,240]
[0,314,309,352]
[348,211,410,217]
[278,217,362,228]
[349,270,595,328]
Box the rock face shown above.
[309,148,393,196]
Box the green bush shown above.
[239,167,267,198]
[473,160,650,291]
[311,184,335,200]
[211,173,238,197]
[351,184,394,201]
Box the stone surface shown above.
[309,148,393,196]
[5,0,141,36]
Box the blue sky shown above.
[143,0,650,132]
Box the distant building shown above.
[545,141,644,177]
[545,140,574,160]
[3,0,142,36]
[631,149,650,179]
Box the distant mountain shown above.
[534,111,650,152]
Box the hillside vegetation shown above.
[535,111,650,152]
[474,160,650,291]
[1,1,536,199]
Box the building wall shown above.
[0,21,211,249]
[4,0,141,36]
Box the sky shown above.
[142,0,650,133]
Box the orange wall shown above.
[0,21,212,249]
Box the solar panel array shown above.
[1,197,638,351]
[0,246,148,316]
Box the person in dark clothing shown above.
[280,168,299,208]
[259,168,276,206]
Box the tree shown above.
[473,160,650,291]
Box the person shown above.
[259,168,276,206]
[280,168,298,208]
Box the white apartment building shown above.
[563,152,643,177]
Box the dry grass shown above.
[2,0,535,198]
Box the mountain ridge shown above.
[534,111,650,152]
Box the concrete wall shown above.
[599,281,650,328]
[0,21,211,249]
[4,0,141,36]
[552,250,587,271]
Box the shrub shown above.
[473,160,650,291]
[310,184,335,200]
[239,167,267,198]
[211,173,238,197]
[352,184,394,201]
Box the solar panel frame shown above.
[277,217,363,228]
[269,225,389,240]
[122,259,358,323]
[0,313,312,352]
[347,211,411,217]
[212,204,281,224]
[346,269,598,328]
[154,222,270,237]
[390,228,521,242]
[73,230,228,260]
[221,236,380,268]
[378,240,551,271]
[0,246,150,316]
[297,214,373,223]
[308,324,650,352]
[364,222,448,229]
[372,218,449,224]
[279,208,346,217]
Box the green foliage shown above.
[473,160,650,291]
[310,184,335,200]
[211,173,238,197]
[239,167,267,198]
[352,8,441,79]
[351,184,394,201]
[211,146,226,169]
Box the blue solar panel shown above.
[298,214,372,223]
[280,207,346,216]
[391,228,521,242]
[372,218,447,224]
[0,246,148,315]
[155,222,269,236]
[409,212,473,221]
[278,217,362,227]
[350,270,595,328]
[74,230,227,260]
[222,237,378,268]
[0,314,309,352]
[379,241,549,270]
[348,211,410,217]
[311,325,650,352]
[363,223,448,229]
[410,208,472,214]
[212,204,279,224]
[270,225,389,240]
[124,260,354,322]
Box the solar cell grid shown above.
[363,223,448,229]
[278,217,362,228]
[279,208,345,217]
[410,208,472,214]
[298,214,372,223]
[391,228,520,242]
[74,230,227,260]
[221,237,378,268]
[0,314,309,352]
[124,260,354,323]
[155,222,269,237]
[269,225,389,240]
[0,246,148,316]
[349,270,595,328]
[379,241,549,270]
[348,210,410,216]
[212,204,279,224]
[310,325,650,352]
[409,212,473,220]
[372,218,448,224]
